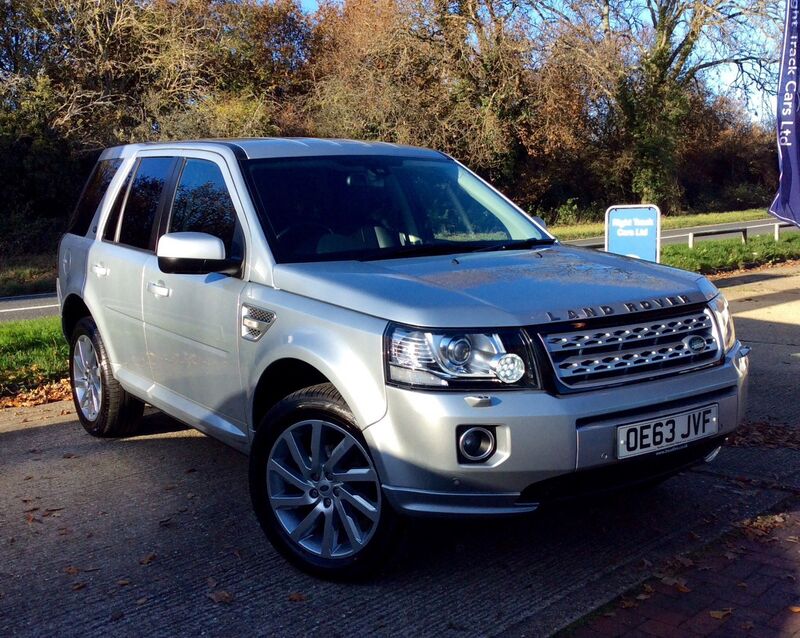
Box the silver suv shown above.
[59,138,749,578]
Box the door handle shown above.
[91,263,109,277]
[147,281,171,298]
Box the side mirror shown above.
[531,215,547,230]
[157,232,239,275]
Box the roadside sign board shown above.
[604,205,661,262]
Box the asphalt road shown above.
[0,264,798,637]
[0,293,59,323]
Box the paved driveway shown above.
[0,264,798,637]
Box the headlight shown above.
[385,323,538,389]
[710,294,736,353]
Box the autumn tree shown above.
[532,0,781,213]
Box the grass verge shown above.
[661,234,800,274]
[0,316,68,397]
[0,254,57,297]
[552,208,770,241]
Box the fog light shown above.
[458,426,496,462]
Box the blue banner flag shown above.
[770,0,800,227]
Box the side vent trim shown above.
[241,304,276,341]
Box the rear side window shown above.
[169,159,243,259]
[68,159,122,236]
[118,157,175,250]
[102,167,134,242]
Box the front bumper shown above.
[363,341,749,516]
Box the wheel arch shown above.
[251,358,331,431]
[61,294,92,339]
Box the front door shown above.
[142,154,249,442]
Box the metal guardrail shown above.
[679,221,794,248]
[571,221,796,250]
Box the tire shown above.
[69,316,144,437]
[249,383,398,580]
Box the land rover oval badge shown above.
[684,335,706,353]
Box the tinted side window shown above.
[169,159,242,259]
[102,166,133,241]
[68,159,122,236]
[118,157,175,250]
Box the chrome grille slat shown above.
[540,310,720,389]
[545,314,713,352]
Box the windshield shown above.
[242,155,551,263]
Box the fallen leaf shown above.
[675,583,691,593]
[789,606,800,613]
[619,598,636,609]
[71,582,86,591]
[139,553,156,566]
[64,566,80,576]
[136,597,148,606]
[741,622,754,630]
[636,593,650,601]
[643,584,654,594]
[117,579,130,587]
[208,590,233,604]
[737,582,748,589]
[288,592,307,602]
[709,609,733,620]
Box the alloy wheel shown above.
[73,335,103,421]
[266,419,381,559]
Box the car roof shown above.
[99,138,446,161]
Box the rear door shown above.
[142,153,249,442]
[86,156,179,389]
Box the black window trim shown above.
[101,159,136,245]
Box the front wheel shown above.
[249,384,397,580]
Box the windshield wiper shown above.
[469,237,556,253]
[358,243,468,261]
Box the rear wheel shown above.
[249,383,397,580]
[69,317,144,437]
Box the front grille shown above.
[539,309,720,389]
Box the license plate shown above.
[617,404,719,459]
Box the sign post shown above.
[604,204,661,262]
